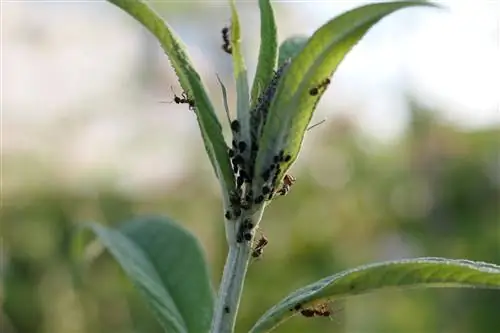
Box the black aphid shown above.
[230,119,240,132]
[238,141,247,152]
[254,195,264,204]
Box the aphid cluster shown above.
[249,60,291,163]
[221,25,232,54]
[236,218,254,243]
[251,234,268,258]
[257,149,293,201]
[309,77,331,96]
[224,59,305,244]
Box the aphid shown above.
[243,232,252,241]
[283,154,292,162]
[232,155,244,166]
[251,234,269,258]
[261,185,270,195]
[308,78,331,96]
[228,148,235,158]
[229,190,241,206]
[224,211,232,220]
[242,218,253,230]
[279,150,284,160]
[221,25,232,54]
[233,207,242,218]
[168,87,196,110]
[230,120,240,133]
[224,305,230,314]
[239,170,249,181]
[261,169,271,182]
[236,176,244,188]
[277,174,296,196]
[254,195,264,204]
[238,141,247,152]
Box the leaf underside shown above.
[250,257,500,333]
[253,1,440,191]
[87,217,214,333]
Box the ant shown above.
[296,301,338,319]
[309,78,331,96]
[251,234,269,259]
[221,25,232,54]
[277,174,296,196]
[164,87,195,111]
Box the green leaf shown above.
[277,35,308,67]
[251,0,278,105]
[86,217,214,333]
[250,258,500,333]
[106,0,234,196]
[229,0,251,146]
[254,1,440,191]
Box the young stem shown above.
[210,207,265,333]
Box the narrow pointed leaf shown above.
[87,217,214,333]
[106,0,234,195]
[216,74,232,128]
[251,0,278,105]
[229,0,251,146]
[250,258,500,333]
[254,1,439,190]
[278,35,308,67]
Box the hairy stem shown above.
[211,207,265,333]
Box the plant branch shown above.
[211,207,265,333]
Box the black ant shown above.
[251,234,269,259]
[309,78,331,96]
[165,87,195,111]
[221,25,232,54]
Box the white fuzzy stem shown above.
[210,207,265,333]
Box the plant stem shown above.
[211,207,265,333]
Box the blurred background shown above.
[2,0,499,332]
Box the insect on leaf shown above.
[253,1,440,193]
[86,217,214,333]
[106,0,234,197]
[250,258,500,333]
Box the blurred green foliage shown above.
[2,102,499,333]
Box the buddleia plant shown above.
[76,1,500,333]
